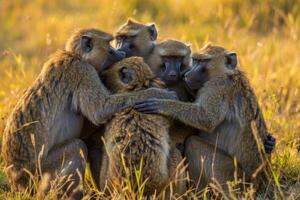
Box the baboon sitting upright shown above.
[100,57,185,196]
[1,28,177,198]
[134,45,275,192]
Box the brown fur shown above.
[115,19,157,57]
[99,57,185,196]
[148,44,270,192]
[1,29,176,197]
[147,39,196,147]
[116,21,197,165]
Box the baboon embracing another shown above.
[100,57,185,196]
[116,19,275,192]
[115,19,197,148]
[135,44,275,192]
[1,28,176,198]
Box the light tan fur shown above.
[1,29,176,198]
[99,57,185,196]
[115,19,157,57]
[150,44,271,192]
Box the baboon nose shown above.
[119,51,126,58]
[168,71,178,78]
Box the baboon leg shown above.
[99,151,109,192]
[185,135,239,193]
[82,125,105,189]
[87,146,102,188]
[168,147,186,196]
[42,138,88,199]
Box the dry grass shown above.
[0,0,299,199]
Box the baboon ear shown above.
[81,36,93,53]
[148,24,157,41]
[226,52,237,69]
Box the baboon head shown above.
[115,19,158,57]
[184,44,238,90]
[66,28,125,72]
[101,57,164,93]
[154,39,191,86]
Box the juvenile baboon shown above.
[134,44,274,191]
[1,28,177,198]
[99,57,185,196]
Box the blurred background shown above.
[0,0,299,198]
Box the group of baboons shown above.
[1,19,276,199]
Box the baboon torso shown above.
[197,72,269,177]
[105,108,171,192]
[100,57,184,195]
[2,52,84,175]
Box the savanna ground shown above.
[0,0,299,199]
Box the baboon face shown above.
[155,40,191,86]
[184,45,237,90]
[102,57,164,93]
[115,19,157,57]
[66,29,125,72]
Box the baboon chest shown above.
[50,104,84,146]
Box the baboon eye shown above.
[192,58,198,65]
[161,64,166,72]
[200,67,207,73]
[198,58,211,63]
[81,36,93,53]
[129,35,137,39]
[180,65,185,72]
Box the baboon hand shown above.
[133,98,165,114]
[150,88,178,100]
[264,134,276,154]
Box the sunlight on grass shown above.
[0,0,299,199]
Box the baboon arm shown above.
[73,62,176,125]
[134,80,230,132]
[160,99,228,132]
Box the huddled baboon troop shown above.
[2,19,276,198]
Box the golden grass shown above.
[0,0,299,199]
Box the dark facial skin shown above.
[119,67,135,84]
[159,56,187,86]
[102,48,126,70]
[81,35,126,72]
[184,58,211,91]
[116,36,136,57]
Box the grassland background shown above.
[0,0,299,199]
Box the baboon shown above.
[116,19,275,185]
[134,44,275,192]
[116,20,196,146]
[116,20,190,90]
[1,28,177,198]
[146,39,193,101]
[146,39,198,148]
[115,19,157,58]
[99,57,185,196]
